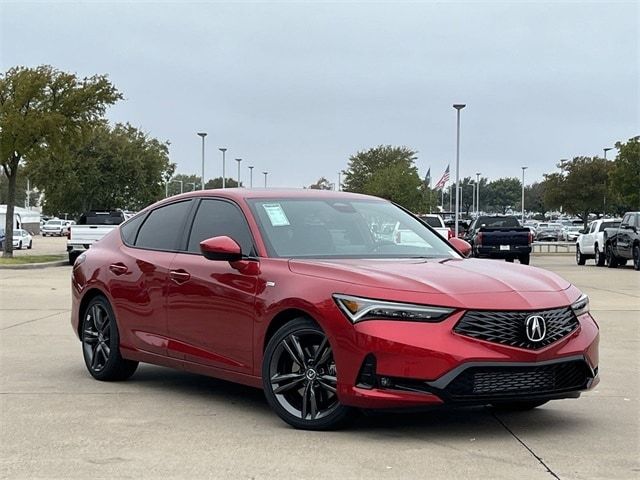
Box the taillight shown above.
[476,232,483,246]
[447,229,454,239]
[67,230,71,240]
[528,232,533,244]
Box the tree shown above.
[609,136,640,211]
[342,145,423,211]
[308,177,333,190]
[484,178,521,214]
[167,173,202,196]
[523,182,546,216]
[28,122,174,217]
[543,157,612,229]
[0,166,39,208]
[0,65,121,256]
[204,177,241,189]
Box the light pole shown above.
[521,166,528,224]
[235,158,242,187]
[197,133,207,190]
[471,181,475,216]
[263,171,268,188]
[337,172,341,191]
[475,172,481,216]
[603,147,612,160]
[453,104,466,236]
[188,182,197,191]
[248,166,254,188]
[218,148,227,188]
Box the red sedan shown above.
[71,189,599,430]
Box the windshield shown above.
[248,198,460,259]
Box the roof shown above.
[162,188,383,203]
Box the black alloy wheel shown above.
[81,296,138,381]
[595,245,605,267]
[576,246,585,265]
[263,318,353,430]
[606,243,619,268]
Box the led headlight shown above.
[333,294,455,323]
[571,294,589,316]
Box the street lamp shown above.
[453,104,466,236]
[248,166,254,188]
[475,172,481,216]
[165,179,183,197]
[521,166,528,224]
[471,181,475,216]
[263,171,268,188]
[337,172,341,191]
[218,148,227,188]
[235,158,242,187]
[603,147,612,160]
[197,133,207,190]
[188,182,198,191]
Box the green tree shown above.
[167,173,202,196]
[523,182,546,216]
[484,178,521,214]
[0,166,39,208]
[28,122,174,217]
[0,65,121,256]
[308,177,333,190]
[609,136,640,210]
[204,177,241,189]
[342,145,423,211]
[543,157,612,229]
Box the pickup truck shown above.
[418,214,452,239]
[465,215,533,264]
[67,211,126,264]
[603,211,640,270]
[576,218,621,266]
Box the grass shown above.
[0,254,66,265]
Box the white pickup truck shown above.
[576,218,622,266]
[67,211,126,264]
[418,214,452,239]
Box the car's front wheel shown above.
[576,246,585,265]
[633,244,640,271]
[606,243,619,268]
[81,296,138,381]
[262,317,354,430]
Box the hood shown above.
[288,258,571,295]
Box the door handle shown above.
[109,263,128,275]
[170,269,191,284]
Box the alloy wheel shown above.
[82,303,112,372]
[269,330,339,421]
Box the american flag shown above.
[434,165,450,190]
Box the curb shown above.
[0,260,69,270]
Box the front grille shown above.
[445,360,589,399]
[454,307,579,349]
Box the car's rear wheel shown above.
[606,243,619,268]
[519,254,530,265]
[492,400,549,411]
[17,241,22,250]
[505,257,514,263]
[594,244,605,266]
[27,241,32,249]
[81,296,138,381]
[68,251,80,265]
[262,317,353,430]
[633,245,640,271]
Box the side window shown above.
[590,222,597,233]
[629,215,637,228]
[135,201,192,250]
[120,213,147,246]
[621,214,630,227]
[186,199,254,254]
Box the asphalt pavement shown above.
[0,256,638,479]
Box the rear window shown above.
[78,212,125,225]
[477,217,521,228]
[600,221,620,232]
[421,216,443,228]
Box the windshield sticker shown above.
[263,203,290,227]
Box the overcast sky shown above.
[2,0,638,188]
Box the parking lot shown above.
[1,256,638,479]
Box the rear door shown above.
[166,198,259,374]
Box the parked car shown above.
[42,219,67,236]
[12,229,33,249]
[536,223,563,241]
[562,225,583,242]
[418,214,452,239]
[72,190,599,430]
[603,212,640,270]
[67,211,126,264]
[576,218,622,266]
[464,215,533,264]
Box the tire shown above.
[576,246,585,265]
[519,254,530,265]
[619,259,627,266]
[594,244,605,267]
[27,241,32,250]
[606,243,619,268]
[505,257,514,263]
[17,241,22,250]
[492,400,549,411]
[633,244,640,271]
[262,317,354,430]
[68,251,80,266]
[81,296,138,381]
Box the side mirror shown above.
[200,236,243,262]
[449,237,472,258]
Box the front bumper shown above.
[334,311,599,409]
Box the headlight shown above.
[571,294,589,316]
[333,294,455,323]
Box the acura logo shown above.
[525,315,547,342]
